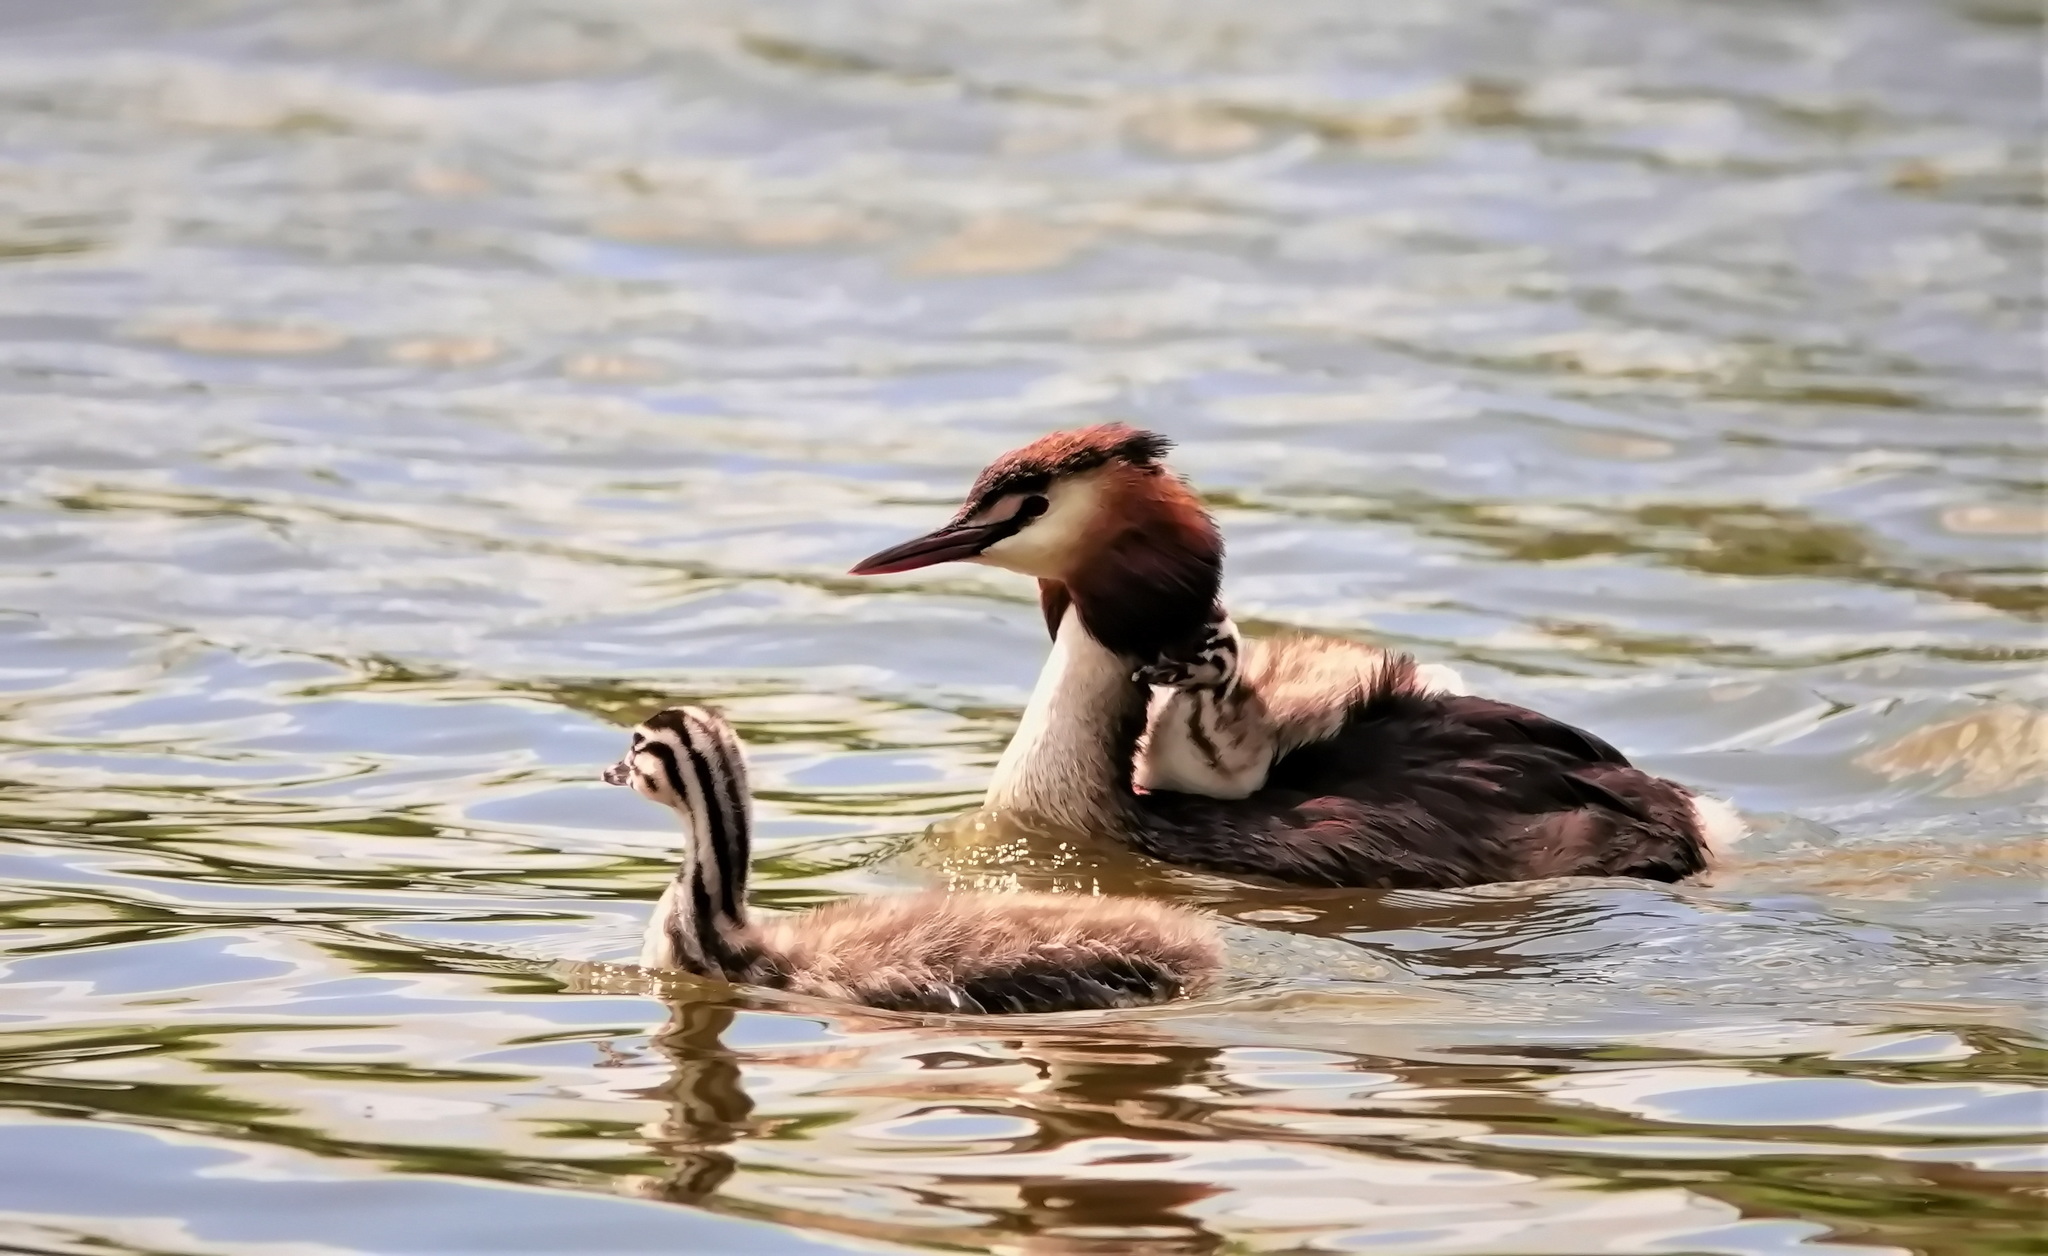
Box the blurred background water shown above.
[0,0,2043,1252]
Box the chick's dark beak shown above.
[848,521,1009,576]
[601,760,631,787]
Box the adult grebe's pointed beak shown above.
[601,760,631,786]
[848,521,1007,575]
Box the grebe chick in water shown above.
[1133,611,1471,800]
[604,705,1222,1014]
[849,423,1746,888]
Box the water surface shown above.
[0,1,2042,1253]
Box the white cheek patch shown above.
[976,473,1106,578]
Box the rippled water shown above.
[1,1,2043,1252]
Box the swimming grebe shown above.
[849,424,1745,888]
[604,704,1223,1013]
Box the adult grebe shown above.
[849,424,1745,888]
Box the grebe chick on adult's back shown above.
[603,705,1222,1014]
[1130,610,1471,800]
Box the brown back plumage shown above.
[757,891,1222,1014]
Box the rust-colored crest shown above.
[951,423,1173,523]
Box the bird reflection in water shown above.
[616,987,1234,1255]
[626,996,751,1206]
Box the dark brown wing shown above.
[1427,695,1632,766]
[1137,689,1708,887]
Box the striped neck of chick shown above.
[601,707,761,978]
